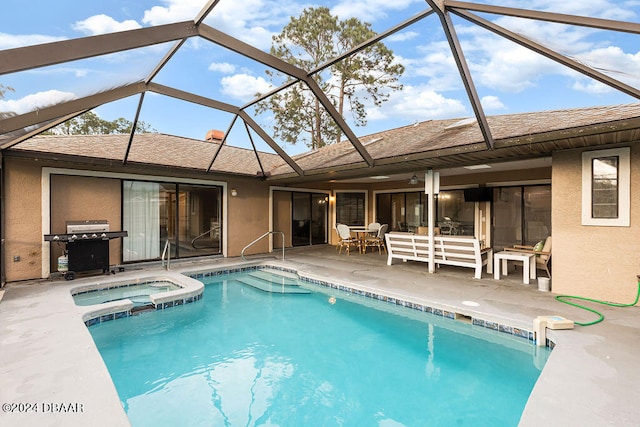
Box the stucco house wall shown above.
[552,145,640,302]
[49,174,122,270]
[2,158,274,282]
[225,177,271,256]
[3,159,43,282]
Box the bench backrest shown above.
[386,232,484,260]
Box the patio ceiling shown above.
[1,1,640,179]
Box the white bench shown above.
[384,232,493,279]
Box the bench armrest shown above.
[512,244,534,250]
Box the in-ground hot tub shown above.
[72,273,205,327]
[73,280,181,307]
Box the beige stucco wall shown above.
[272,190,293,248]
[552,146,640,303]
[225,178,270,256]
[3,159,43,282]
[49,174,122,270]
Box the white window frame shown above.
[581,147,630,226]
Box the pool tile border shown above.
[73,280,179,296]
[191,264,551,347]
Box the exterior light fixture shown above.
[409,174,419,185]
[231,188,238,197]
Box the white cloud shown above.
[0,90,77,115]
[372,85,467,121]
[449,13,640,96]
[209,62,237,74]
[473,43,562,93]
[572,79,613,94]
[220,74,274,101]
[571,46,640,86]
[387,31,420,43]
[142,0,281,50]
[142,0,203,25]
[521,0,638,20]
[397,43,462,92]
[0,33,65,49]
[481,95,506,111]
[73,14,141,35]
[331,0,420,22]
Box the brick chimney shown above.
[206,129,224,143]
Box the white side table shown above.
[494,251,536,284]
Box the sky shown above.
[1,0,640,155]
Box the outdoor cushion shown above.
[533,240,544,252]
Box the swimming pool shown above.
[89,267,550,426]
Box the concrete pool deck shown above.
[1,245,639,426]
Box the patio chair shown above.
[504,236,552,277]
[336,224,360,255]
[366,222,381,236]
[363,224,388,255]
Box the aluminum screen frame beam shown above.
[427,0,495,150]
[0,82,147,136]
[198,23,374,166]
[0,110,89,151]
[0,22,199,76]
[146,84,304,175]
[451,8,640,101]
[447,1,640,35]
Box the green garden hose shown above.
[554,276,640,326]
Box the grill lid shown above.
[66,220,109,233]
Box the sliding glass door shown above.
[375,192,431,233]
[492,185,551,250]
[123,180,222,262]
[291,192,328,247]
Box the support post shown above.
[425,170,440,273]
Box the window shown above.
[582,147,630,226]
[336,192,366,226]
[591,157,618,218]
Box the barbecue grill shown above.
[44,220,127,280]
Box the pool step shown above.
[249,270,300,286]
[236,275,310,294]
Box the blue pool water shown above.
[88,268,550,426]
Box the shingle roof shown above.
[275,103,640,178]
[13,133,288,176]
[10,103,640,181]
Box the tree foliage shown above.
[45,111,156,135]
[0,84,16,119]
[0,84,14,99]
[256,7,404,149]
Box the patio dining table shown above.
[348,226,374,253]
